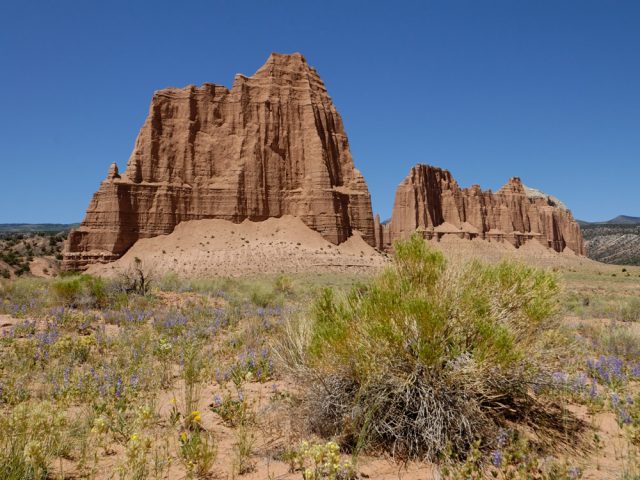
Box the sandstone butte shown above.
[374,164,585,255]
[63,53,375,270]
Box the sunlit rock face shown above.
[63,53,375,270]
[377,164,585,255]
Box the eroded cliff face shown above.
[64,53,375,270]
[379,164,585,255]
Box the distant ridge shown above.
[579,215,640,226]
[581,217,640,265]
[0,223,79,233]
[606,215,640,225]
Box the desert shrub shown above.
[279,234,568,460]
[117,257,153,296]
[0,277,48,314]
[249,284,280,308]
[578,322,640,360]
[620,297,640,322]
[274,274,294,295]
[51,274,106,308]
[0,401,67,479]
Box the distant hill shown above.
[0,223,78,233]
[605,215,640,225]
[581,220,640,265]
[579,215,640,226]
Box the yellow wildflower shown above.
[91,416,108,434]
[23,440,42,465]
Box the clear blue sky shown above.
[1,0,638,223]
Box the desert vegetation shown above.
[0,237,639,479]
[0,231,67,278]
[279,236,573,459]
[582,223,640,266]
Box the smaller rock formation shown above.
[378,164,585,255]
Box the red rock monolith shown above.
[63,53,375,270]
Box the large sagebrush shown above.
[276,234,567,460]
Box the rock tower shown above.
[63,53,375,270]
[377,164,584,254]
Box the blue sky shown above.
[0,0,638,223]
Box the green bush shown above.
[249,284,280,308]
[620,297,640,322]
[281,234,566,460]
[274,275,294,295]
[0,277,48,314]
[51,275,106,308]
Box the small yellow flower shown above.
[191,410,202,423]
[170,396,177,405]
[180,431,188,442]
[91,416,108,434]
[130,433,139,442]
[138,405,152,422]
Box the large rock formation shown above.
[63,53,375,270]
[378,164,585,255]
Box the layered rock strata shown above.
[63,53,375,270]
[378,164,585,255]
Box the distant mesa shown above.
[63,54,585,271]
[374,164,585,255]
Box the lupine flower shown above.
[618,408,632,425]
[496,428,508,448]
[491,449,503,467]
[589,379,598,399]
[567,466,581,479]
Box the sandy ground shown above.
[427,235,617,272]
[29,256,58,278]
[87,216,389,278]
[84,216,630,281]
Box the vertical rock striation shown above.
[379,164,585,255]
[64,53,375,270]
